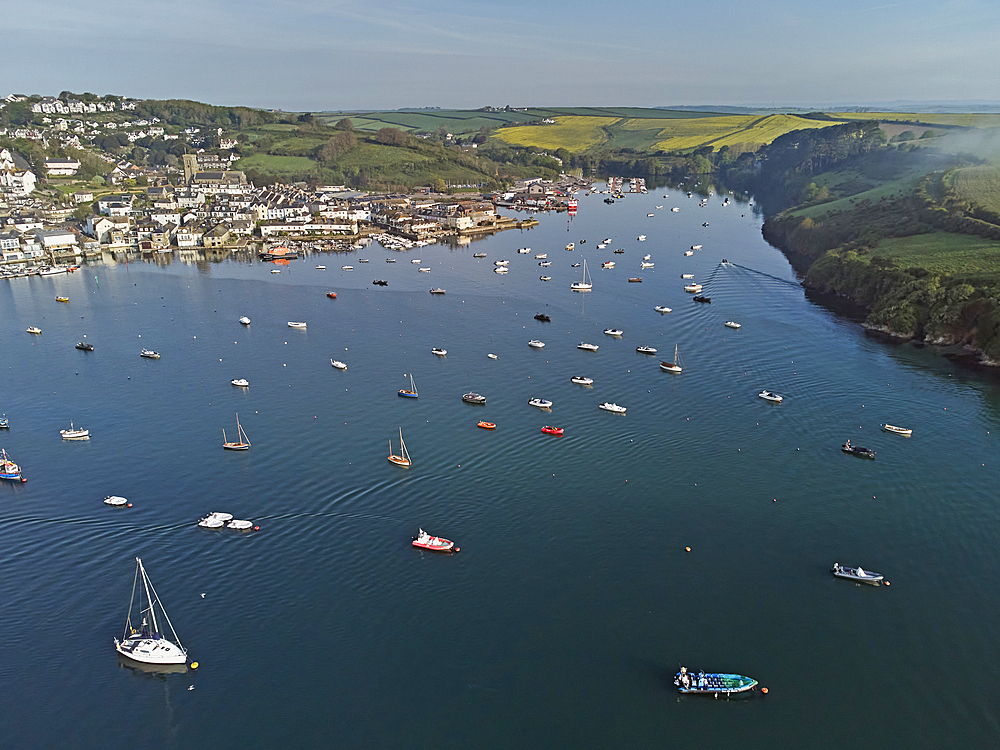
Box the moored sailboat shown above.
[571,259,593,291]
[222,413,251,450]
[1,448,25,482]
[398,373,418,398]
[114,557,187,666]
[660,344,682,373]
[388,427,412,467]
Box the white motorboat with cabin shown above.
[528,340,545,348]
[104,495,128,507]
[636,346,657,354]
[684,283,703,293]
[239,316,251,325]
[432,348,447,356]
[60,422,90,440]
[604,328,623,336]
[725,321,742,329]
[654,305,672,314]
[599,402,626,413]
[570,376,594,385]
[231,378,249,387]
[758,390,783,403]
[114,557,187,666]
[140,349,160,359]
[578,342,599,351]
[528,398,553,409]
[331,359,348,370]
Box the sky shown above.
[5,0,1000,111]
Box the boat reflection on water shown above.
[116,656,189,675]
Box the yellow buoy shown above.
[190,661,199,669]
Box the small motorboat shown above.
[758,390,783,403]
[599,402,626,413]
[643,253,651,260]
[198,511,232,528]
[578,343,599,351]
[412,528,459,553]
[881,423,912,436]
[473,252,487,258]
[0,416,8,429]
[528,340,545,348]
[359,259,370,263]
[571,262,581,267]
[327,292,337,299]
[538,261,552,267]
[640,262,654,268]
[140,349,160,359]
[832,562,884,585]
[841,441,876,459]
[684,284,703,293]
[681,273,694,279]
[432,348,447,356]
[539,275,552,281]
[26,327,42,335]
[411,259,422,264]
[528,398,553,409]
[287,321,307,329]
[341,265,354,270]
[534,313,551,322]
[534,253,547,259]
[331,359,348,370]
[494,267,508,274]
[614,248,625,254]
[636,346,657,354]
[373,279,388,286]
[628,277,642,283]
[227,519,254,531]
[604,328,623,336]
[518,248,531,254]
[231,378,249,388]
[702,222,710,227]
[56,296,69,303]
[76,342,94,351]
[60,422,90,440]
[601,261,615,269]
[239,316,251,325]
[494,260,509,267]
[462,392,486,405]
[654,306,672,314]
[541,426,564,436]
[419,268,431,273]
[565,243,574,251]
[570,376,594,386]
[316,265,326,270]
[693,296,711,303]
[429,288,446,294]
[477,421,496,430]
[674,667,758,694]
[671,207,680,212]
[487,353,498,360]
[104,495,128,507]
[385,258,396,263]
[270,269,281,274]
[725,321,741,329]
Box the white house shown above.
[44,157,82,176]
[0,148,37,196]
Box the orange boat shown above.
[477,421,496,430]
[326,292,337,299]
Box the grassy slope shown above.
[234,154,319,176]
[872,233,1000,281]
[951,165,1000,213]
[836,112,1000,128]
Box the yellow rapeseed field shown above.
[641,114,843,152]
[494,116,618,152]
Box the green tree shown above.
[375,127,408,146]
[432,178,446,192]
[334,118,354,131]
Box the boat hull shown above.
[674,670,758,694]
[115,636,187,665]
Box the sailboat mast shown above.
[138,558,160,635]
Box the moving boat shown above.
[578,343,599,351]
[881,423,912,436]
[388,427,412,467]
[104,495,128,507]
[432,348,447,356]
[331,359,348,370]
[76,342,94,351]
[832,562,885,585]
[674,667,758,694]
[528,398,553,409]
[462,392,487,405]
[758,390,783,403]
[0,415,7,429]
[398,373,418,398]
[540,275,552,281]
[528,340,545,348]
[841,440,875,459]
[327,292,337,299]
[231,378,249,388]
[541,425,564,436]
[725,321,741,329]
[114,557,187,666]
[534,313,551,322]
[477,421,496,430]
[660,345,682,373]
[60,422,90,440]
[636,346,657,354]
[287,322,307,329]
[223,413,250,450]
[604,328,623,336]
[56,296,69,303]
[1,448,24,481]
[570,376,594,385]
[429,288,446,294]
[239,316,251,325]
[412,529,459,553]
[654,305,672,314]
[599,402,626,413]
[26,327,42,335]
[571,259,593,291]
[693,296,711,303]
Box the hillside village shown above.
[1,93,583,272]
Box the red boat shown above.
[477,421,496,430]
[327,292,337,299]
[412,529,459,553]
[541,425,564,436]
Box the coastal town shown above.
[1,93,589,275]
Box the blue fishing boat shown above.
[674,667,758,694]
[398,374,418,399]
[1,448,25,482]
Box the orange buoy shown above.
[761,687,768,694]
[884,581,890,586]
[685,547,691,552]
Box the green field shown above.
[234,154,319,176]
[836,112,1000,128]
[873,233,1000,280]
[951,165,1000,213]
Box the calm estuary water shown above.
[2,188,999,749]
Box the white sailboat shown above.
[660,344,683,373]
[571,259,593,291]
[114,557,187,666]
[223,413,251,450]
[388,427,412,467]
